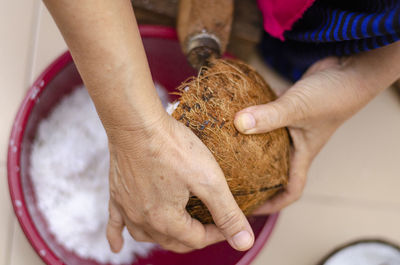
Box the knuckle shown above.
[146,208,183,235]
[162,245,178,252]
[125,210,144,225]
[176,220,204,249]
[266,104,283,125]
[132,235,150,243]
[173,248,192,254]
[142,205,168,227]
[180,236,204,249]
[109,189,118,200]
[160,238,175,249]
[109,189,122,205]
[149,217,168,234]
[291,184,305,202]
[287,188,302,203]
[197,173,221,190]
[129,233,143,241]
[127,229,145,242]
[161,241,191,253]
[293,192,303,202]
[186,240,204,250]
[287,91,310,121]
[145,209,161,223]
[134,238,148,243]
[108,210,123,228]
[108,215,123,227]
[215,210,243,234]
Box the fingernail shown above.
[232,230,253,250]
[235,113,256,132]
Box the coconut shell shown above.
[171,59,290,223]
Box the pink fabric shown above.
[257,0,316,41]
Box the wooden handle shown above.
[177,0,233,69]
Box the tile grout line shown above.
[6,2,43,265]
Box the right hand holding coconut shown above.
[234,43,400,214]
[106,114,255,253]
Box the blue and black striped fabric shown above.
[261,0,400,81]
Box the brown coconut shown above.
[171,59,290,223]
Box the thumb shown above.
[106,200,125,253]
[191,178,255,251]
[214,204,254,251]
[234,95,299,134]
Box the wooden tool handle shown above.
[177,0,233,69]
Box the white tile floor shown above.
[1,1,400,265]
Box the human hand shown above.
[106,112,255,253]
[42,0,256,254]
[234,54,396,214]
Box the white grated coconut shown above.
[166,101,180,115]
[324,241,400,265]
[30,83,169,264]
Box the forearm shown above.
[342,41,400,98]
[43,0,164,131]
[297,41,400,122]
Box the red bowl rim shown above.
[7,25,279,265]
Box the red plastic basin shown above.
[7,25,278,265]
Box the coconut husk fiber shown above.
[171,59,290,224]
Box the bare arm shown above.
[43,0,163,130]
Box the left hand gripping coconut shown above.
[170,59,290,223]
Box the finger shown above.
[158,237,195,254]
[146,206,225,250]
[122,211,200,252]
[162,244,195,254]
[191,178,255,251]
[251,189,292,215]
[167,211,225,249]
[123,213,195,252]
[106,200,125,253]
[144,226,196,253]
[125,223,155,243]
[252,146,309,214]
[252,174,305,214]
[234,91,303,134]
